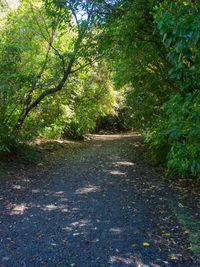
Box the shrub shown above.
[147,91,200,179]
[0,124,17,153]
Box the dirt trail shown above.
[0,133,199,266]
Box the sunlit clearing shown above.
[93,134,125,140]
[113,161,134,166]
[76,185,100,194]
[92,133,138,141]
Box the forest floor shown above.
[0,133,200,267]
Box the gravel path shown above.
[0,133,199,266]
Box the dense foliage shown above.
[149,0,200,179]
[0,0,115,149]
[0,0,199,179]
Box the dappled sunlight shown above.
[109,256,151,266]
[32,189,40,193]
[93,134,124,140]
[113,161,135,166]
[0,132,197,266]
[107,170,127,176]
[42,204,70,213]
[7,201,71,215]
[61,208,70,213]
[132,143,140,147]
[109,227,123,234]
[109,255,135,265]
[75,185,100,194]
[92,133,139,141]
[8,203,28,215]
[54,191,64,196]
[72,207,79,211]
[61,219,92,234]
[70,219,91,228]
[34,139,76,146]
[12,185,23,190]
[42,204,57,211]
[62,226,73,232]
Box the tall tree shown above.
[0,0,106,134]
[98,0,177,129]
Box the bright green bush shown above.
[62,117,96,140]
[148,91,200,179]
[61,62,115,139]
[154,1,200,88]
[146,0,200,179]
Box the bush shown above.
[62,116,96,140]
[147,91,200,179]
[0,124,17,153]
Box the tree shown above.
[14,0,100,131]
[97,0,200,179]
[98,0,175,130]
[0,0,117,150]
[148,0,200,178]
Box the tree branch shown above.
[14,55,75,132]
[70,54,103,74]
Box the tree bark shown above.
[14,55,75,132]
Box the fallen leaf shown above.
[143,242,150,246]
[170,255,178,260]
[51,243,56,246]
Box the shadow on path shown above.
[0,133,199,266]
